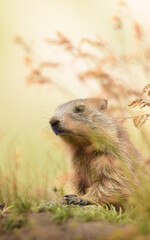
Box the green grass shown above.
[48,204,134,224]
[0,131,150,236]
[2,214,28,232]
[12,196,34,214]
[0,144,148,236]
[0,197,134,232]
[0,180,149,237]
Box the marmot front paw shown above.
[64,194,92,206]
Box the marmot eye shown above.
[74,105,85,113]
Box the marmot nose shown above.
[49,118,60,129]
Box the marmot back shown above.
[50,98,139,208]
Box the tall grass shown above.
[0,134,67,204]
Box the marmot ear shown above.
[86,98,108,111]
[99,99,108,111]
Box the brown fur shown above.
[50,98,139,207]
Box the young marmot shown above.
[49,98,139,208]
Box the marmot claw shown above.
[64,195,92,206]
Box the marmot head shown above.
[49,98,115,146]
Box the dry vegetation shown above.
[15,3,150,129]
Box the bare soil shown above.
[0,211,145,240]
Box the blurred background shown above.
[0,0,150,202]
